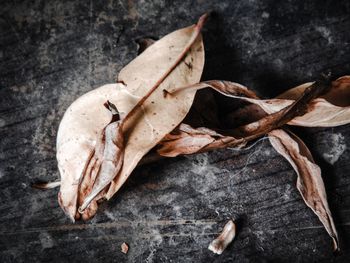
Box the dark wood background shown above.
[1,0,350,262]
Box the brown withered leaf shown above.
[78,104,124,215]
[232,75,332,138]
[162,77,340,250]
[157,122,250,157]
[269,129,339,251]
[165,76,332,139]
[227,76,350,127]
[173,76,349,129]
[277,76,350,106]
[158,123,224,157]
[158,76,332,157]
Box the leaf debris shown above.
[121,242,129,254]
[208,220,236,255]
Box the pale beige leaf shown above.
[269,129,339,251]
[176,123,224,137]
[56,83,137,220]
[289,98,350,127]
[105,16,206,199]
[57,15,206,219]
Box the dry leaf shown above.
[157,123,245,157]
[49,13,345,254]
[208,220,236,255]
[277,76,350,107]
[269,129,339,251]
[232,75,331,137]
[158,123,222,157]
[162,78,340,250]
[223,76,350,127]
[56,83,137,220]
[56,14,206,220]
[104,14,207,202]
[158,77,340,251]
[78,105,124,215]
[165,76,332,139]
[170,76,349,128]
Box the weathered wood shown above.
[1,0,350,262]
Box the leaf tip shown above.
[196,13,210,30]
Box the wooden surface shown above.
[1,0,350,262]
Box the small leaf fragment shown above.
[208,220,236,255]
[121,242,129,254]
[269,129,339,251]
[32,181,61,189]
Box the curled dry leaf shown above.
[232,74,332,137]
[269,129,339,251]
[158,76,333,156]
[157,123,245,157]
[167,75,346,132]
[56,14,206,220]
[224,76,350,128]
[78,107,124,215]
[158,124,217,157]
[36,10,346,253]
[208,220,236,255]
[158,77,341,251]
[277,76,350,106]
